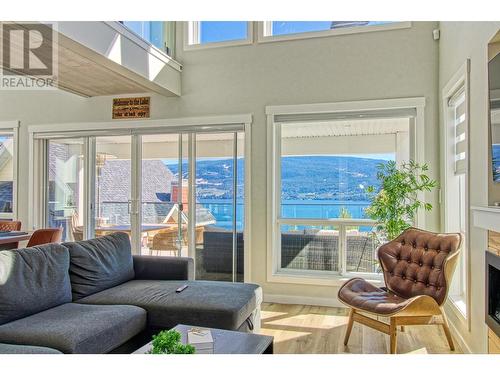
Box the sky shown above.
[200,21,247,43]
[122,21,393,45]
[201,21,392,42]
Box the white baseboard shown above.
[446,314,473,353]
[263,293,345,308]
[443,300,474,353]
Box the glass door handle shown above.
[128,199,140,215]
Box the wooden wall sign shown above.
[112,97,150,119]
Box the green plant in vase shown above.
[365,160,437,241]
[149,329,195,354]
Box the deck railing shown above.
[277,218,382,275]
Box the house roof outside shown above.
[163,203,216,227]
[0,139,13,171]
[100,159,174,202]
[0,138,14,213]
[98,159,176,225]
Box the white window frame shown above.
[266,98,426,286]
[258,21,412,44]
[183,21,253,51]
[0,121,19,220]
[441,60,471,328]
[28,114,253,282]
[104,22,182,72]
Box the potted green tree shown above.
[365,160,438,241]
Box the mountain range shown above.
[165,155,387,200]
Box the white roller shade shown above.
[449,88,467,175]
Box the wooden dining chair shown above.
[27,228,63,247]
[0,220,22,250]
[70,212,83,241]
[149,226,181,256]
[338,227,462,354]
[0,220,21,232]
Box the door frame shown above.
[0,121,19,221]
[28,114,253,282]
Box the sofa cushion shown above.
[0,303,146,354]
[0,244,72,325]
[76,279,262,331]
[62,232,135,300]
[0,343,62,354]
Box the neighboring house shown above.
[163,203,216,227]
[0,138,14,214]
[99,159,176,224]
[99,159,216,226]
[47,143,180,227]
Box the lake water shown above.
[199,199,371,230]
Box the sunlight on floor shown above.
[260,303,461,354]
[260,310,289,320]
[263,313,348,330]
[404,347,429,354]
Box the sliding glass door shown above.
[138,130,245,282]
[93,136,133,239]
[42,127,246,282]
[140,133,188,257]
[194,132,244,282]
[47,138,85,242]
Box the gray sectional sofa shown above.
[0,232,262,354]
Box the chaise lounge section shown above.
[0,232,262,354]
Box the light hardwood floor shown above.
[260,303,462,354]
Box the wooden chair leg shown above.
[389,317,398,354]
[440,308,455,351]
[400,326,405,332]
[344,308,355,346]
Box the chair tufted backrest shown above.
[378,227,462,306]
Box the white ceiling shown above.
[282,117,410,138]
[0,22,179,97]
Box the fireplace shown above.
[486,251,500,337]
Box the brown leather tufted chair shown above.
[338,227,462,354]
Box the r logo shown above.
[2,23,54,76]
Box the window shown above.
[185,21,252,50]
[121,21,175,56]
[259,21,410,42]
[269,110,414,281]
[446,89,468,317]
[0,121,18,220]
[0,133,15,219]
[442,61,470,320]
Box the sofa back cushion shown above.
[63,232,134,300]
[0,243,72,325]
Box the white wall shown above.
[439,21,500,353]
[0,21,440,305]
